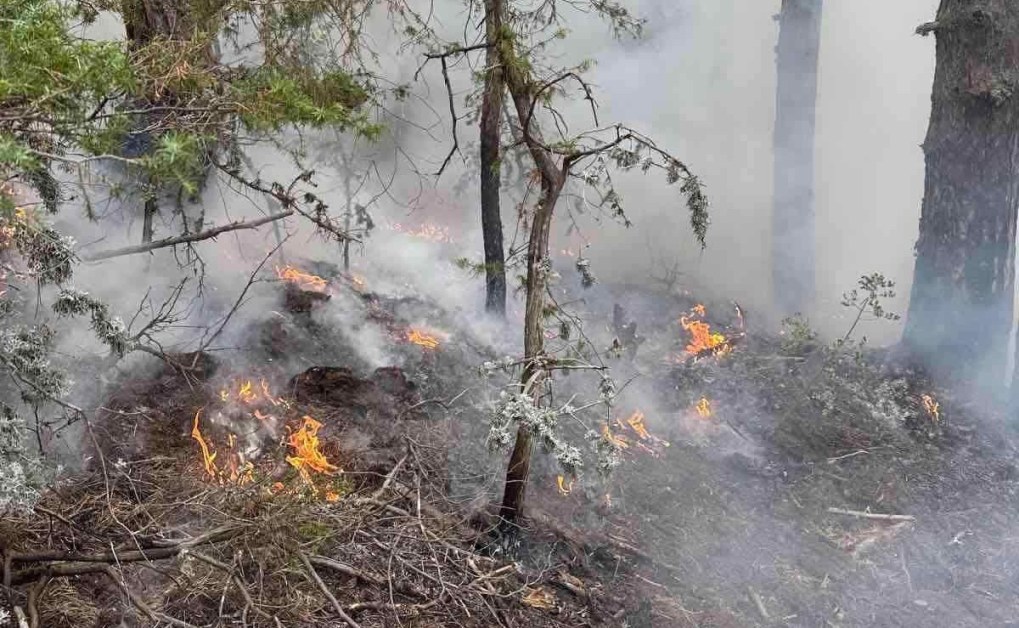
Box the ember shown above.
[696,397,712,418]
[275,265,328,292]
[680,304,729,356]
[286,416,340,492]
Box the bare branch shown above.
[81,211,294,262]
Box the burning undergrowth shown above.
[517,285,1019,627]
[9,261,1019,627]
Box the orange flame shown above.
[626,411,651,440]
[921,394,940,424]
[680,304,728,356]
[695,397,712,418]
[286,416,339,491]
[556,475,574,495]
[406,328,442,349]
[191,410,217,477]
[220,378,283,407]
[275,265,328,292]
[602,424,630,449]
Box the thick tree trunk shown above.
[903,1,1019,390]
[772,0,822,316]
[481,0,507,316]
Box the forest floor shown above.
[4,265,1019,627]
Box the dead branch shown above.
[827,507,916,522]
[81,211,294,261]
[7,524,245,585]
[197,238,286,353]
[100,565,198,628]
[298,552,361,628]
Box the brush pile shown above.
[0,353,604,627]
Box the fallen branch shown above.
[82,211,293,261]
[100,565,198,628]
[827,507,916,522]
[299,553,360,628]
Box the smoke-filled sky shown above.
[64,0,941,350]
[586,0,937,341]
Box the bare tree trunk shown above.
[121,0,194,46]
[903,1,1019,391]
[772,0,822,316]
[142,196,156,243]
[498,31,568,524]
[481,0,507,316]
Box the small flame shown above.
[219,378,284,407]
[325,490,341,502]
[626,411,651,440]
[680,305,729,356]
[276,265,328,292]
[602,424,630,449]
[921,394,940,424]
[556,475,574,495]
[695,397,712,418]
[286,416,339,492]
[191,410,217,477]
[406,328,442,349]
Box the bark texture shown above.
[480,0,507,316]
[498,27,568,525]
[121,0,195,46]
[772,0,822,315]
[903,0,1019,387]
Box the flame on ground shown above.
[220,378,284,407]
[406,328,442,349]
[276,265,328,292]
[681,304,729,356]
[556,475,574,495]
[191,410,217,478]
[286,416,340,492]
[626,411,651,440]
[921,394,940,424]
[602,424,630,449]
[696,397,712,418]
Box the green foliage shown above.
[838,273,901,346]
[52,290,129,356]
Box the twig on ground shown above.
[748,586,769,621]
[298,552,361,628]
[827,507,915,522]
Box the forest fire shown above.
[189,410,254,484]
[286,416,340,492]
[602,424,630,450]
[220,378,284,408]
[556,475,574,495]
[922,394,940,424]
[696,397,712,418]
[680,304,729,356]
[405,328,443,349]
[276,265,328,292]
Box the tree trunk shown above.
[772,0,822,316]
[481,0,507,316]
[498,30,567,525]
[903,1,1019,390]
[142,196,156,243]
[121,0,194,46]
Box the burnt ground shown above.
[7,268,1019,627]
